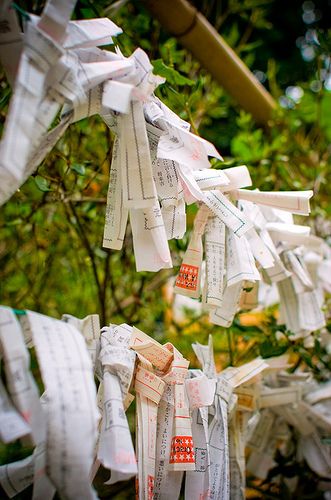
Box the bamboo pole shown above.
[141,0,276,125]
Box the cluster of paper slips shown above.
[1,307,331,499]
[0,0,330,342]
[0,1,331,498]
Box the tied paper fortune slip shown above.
[0,308,330,499]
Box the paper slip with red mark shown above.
[174,205,210,299]
[134,362,165,500]
[154,345,194,499]
[0,379,31,444]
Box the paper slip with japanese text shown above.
[130,203,172,272]
[130,327,173,371]
[0,378,31,444]
[226,229,260,287]
[154,346,194,498]
[25,310,99,499]
[62,313,101,369]
[97,326,137,482]
[103,137,128,250]
[119,101,157,209]
[0,454,35,498]
[204,216,226,308]
[0,307,44,446]
[210,281,243,327]
[157,121,222,172]
[185,383,213,499]
[203,190,253,237]
[174,206,209,298]
[134,361,165,499]
[186,337,230,500]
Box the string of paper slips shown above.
[0,0,330,340]
[1,307,331,500]
[0,1,331,498]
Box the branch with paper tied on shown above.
[1,309,331,500]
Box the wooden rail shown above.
[141,0,276,125]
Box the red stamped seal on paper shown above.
[148,475,154,500]
[175,265,199,291]
[169,436,195,464]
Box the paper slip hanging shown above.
[186,337,230,500]
[0,454,35,498]
[24,310,100,499]
[232,189,313,216]
[154,346,194,499]
[103,137,129,251]
[119,101,157,209]
[148,123,186,240]
[0,0,130,206]
[97,326,137,483]
[130,204,172,272]
[134,359,165,499]
[184,374,215,500]
[0,307,44,445]
[164,345,194,473]
[203,216,226,308]
[0,1,23,85]
[0,307,52,498]
[0,378,31,444]
[62,313,101,369]
[157,120,222,173]
[174,205,210,299]
[203,190,253,237]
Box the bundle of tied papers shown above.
[1,0,326,289]
[1,308,331,500]
[173,181,330,340]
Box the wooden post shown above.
[141,0,276,125]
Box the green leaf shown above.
[71,163,86,176]
[34,176,51,192]
[259,341,288,358]
[152,59,194,86]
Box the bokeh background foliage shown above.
[0,0,331,498]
